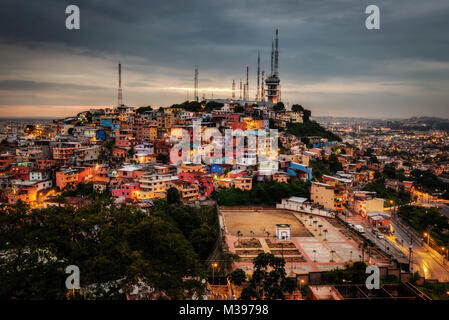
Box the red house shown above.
[178,172,214,199]
[9,165,30,180]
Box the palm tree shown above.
[330,250,336,262]
[313,220,318,231]
[318,224,323,236]
[312,249,317,262]
[55,194,66,207]
[323,229,328,241]
[237,230,242,245]
[250,230,255,240]
[349,250,353,262]
[309,216,313,226]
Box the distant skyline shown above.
[1,0,449,118]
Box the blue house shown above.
[96,129,106,141]
[287,162,312,181]
[210,164,225,174]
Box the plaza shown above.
[220,207,386,274]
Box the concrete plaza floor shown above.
[220,208,368,274]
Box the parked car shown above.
[377,233,384,239]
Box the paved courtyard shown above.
[220,207,372,274]
[221,208,312,237]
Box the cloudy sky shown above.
[0,0,448,119]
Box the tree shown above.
[136,106,152,114]
[156,153,169,164]
[229,269,246,286]
[324,262,367,284]
[291,104,304,112]
[237,230,242,245]
[0,200,218,300]
[330,250,336,262]
[167,187,180,205]
[302,109,311,122]
[234,105,244,113]
[240,253,295,300]
[273,102,285,112]
[205,101,224,111]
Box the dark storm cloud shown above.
[0,80,106,91]
[0,0,448,117]
[2,0,448,72]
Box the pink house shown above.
[111,183,140,199]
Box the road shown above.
[390,218,449,281]
[345,208,449,281]
[344,214,407,263]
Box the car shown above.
[377,234,384,239]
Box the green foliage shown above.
[398,205,449,245]
[136,106,152,114]
[153,204,219,261]
[229,268,246,286]
[291,104,304,112]
[323,262,367,284]
[308,154,342,180]
[204,101,224,111]
[302,109,311,122]
[272,102,285,112]
[382,164,397,179]
[381,274,399,284]
[416,282,449,300]
[166,187,180,205]
[61,182,96,198]
[156,153,169,164]
[213,181,310,206]
[362,179,411,205]
[240,253,295,300]
[172,101,202,112]
[217,251,240,274]
[0,200,218,299]
[410,169,449,197]
[286,121,341,144]
[234,105,244,113]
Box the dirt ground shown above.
[221,209,313,237]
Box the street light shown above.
[441,247,448,263]
[423,232,430,245]
[211,262,218,284]
[299,279,305,291]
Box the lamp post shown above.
[441,247,448,263]
[389,200,395,218]
[212,262,218,284]
[408,246,413,272]
[423,232,430,246]
[281,235,285,259]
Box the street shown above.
[390,219,449,281]
[345,209,449,281]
